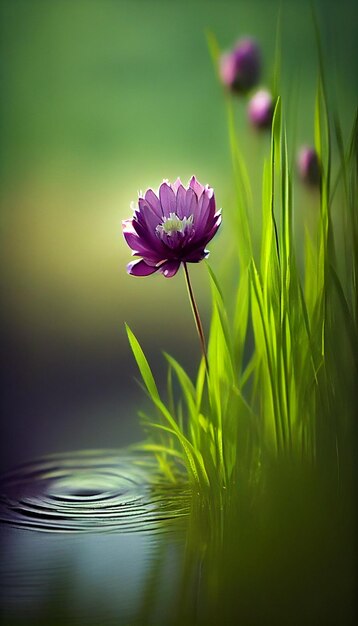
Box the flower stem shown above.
[183,262,209,373]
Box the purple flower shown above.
[298,147,321,186]
[220,38,261,93]
[247,89,274,129]
[123,176,221,278]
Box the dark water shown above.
[0,450,190,533]
[0,451,356,626]
[0,450,191,626]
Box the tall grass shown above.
[126,29,357,502]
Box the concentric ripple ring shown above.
[0,450,191,534]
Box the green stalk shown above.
[183,262,209,374]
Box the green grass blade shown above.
[126,323,160,402]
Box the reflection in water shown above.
[0,452,356,625]
[180,467,357,626]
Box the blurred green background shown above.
[1,0,357,471]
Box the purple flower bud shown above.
[247,89,274,129]
[297,147,321,186]
[123,177,221,278]
[220,38,261,93]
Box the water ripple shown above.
[0,450,191,534]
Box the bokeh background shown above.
[1,0,357,472]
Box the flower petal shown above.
[123,229,162,259]
[184,211,221,255]
[171,177,182,193]
[144,189,162,218]
[199,211,222,245]
[198,189,215,220]
[123,228,142,251]
[184,248,209,263]
[189,175,205,199]
[159,182,176,216]
[131,218,166,257]
[127,259,158,277]
[159,260,181,278]
[185,187,198,220]
[176,184,187,219]
[194,195,217,239]
[122,218,135,233]
[138,198,161,229]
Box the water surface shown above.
[1,450,356,626]
[0,450,191,626]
